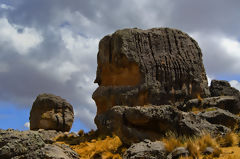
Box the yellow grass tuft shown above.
[162,133,183,153]
[70,135,123,159]
[218,132,239,147]
[186,140,200,159]
[197,134,218,152]
[212,147,222,157]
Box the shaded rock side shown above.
[0,129,79,159]
[93,28,210,115]
[95,105,230,145]
[123,139,167,159]
[198,107,240,129]
[210,80,240,97]
[30,93,74,132]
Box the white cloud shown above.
[230,80,240,91]
[0,4,14,10]
[56,62,79,83]
[0,18,43,55]
[24,122,30,129]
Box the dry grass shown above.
[54,129,240,159]
[186,140,200,158]
[218,132,239,147]
[69,135,123,159]
[197,134,218,152]
[162,132,183,153]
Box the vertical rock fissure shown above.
[55,115,59,130]
[135,33,148,83]
[165,28,172,55]
[54,103,59,129]
[148,33,159,81]
[62,102,66,131]
[173,31,181,55]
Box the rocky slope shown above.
[0,129,79,159]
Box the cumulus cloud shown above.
[0,18,43,55]
[0,0,240,130]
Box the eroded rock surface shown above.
[95,105,230,145]
[93,28,210,114]
[181,96,240,113]
[30,93,74,132]
[0,129,79,159]
[198,107,240,129]
[210,80,240,97]
[123,139,167,159]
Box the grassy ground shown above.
[55,130,240,159]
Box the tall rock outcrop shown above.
[30,93,74,132]
[93,28,210,114]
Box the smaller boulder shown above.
[30,93,74,132]
[123,140,167,159]
[167,147,189,159]
[210,80,240,97]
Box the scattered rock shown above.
[0,129,79,159]
[30,93,74,132]
[123,139,167,159]
[203,147,214,155]
[95,105,230,144]
[167,147,189,159]
[210,80,240,97]
[199,107,240,129]
[181,96,240,113]
[93,28,210,115]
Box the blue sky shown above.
[0,0,240,132]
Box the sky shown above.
[0,0,240,132]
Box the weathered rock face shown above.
[30,93,74,132]
[0,129,79,159]
[93,28,210,115]
[95,105,230,145]
[210,80,240,97]
[198,107,240,129]
[181,96,240,114]
[123,140,167,159]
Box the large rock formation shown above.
[93,28,210,115]
[30,93,74,132]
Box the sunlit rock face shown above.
[30,93,74,132]
[93,28,210,114]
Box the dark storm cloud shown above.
[0,0,240,129]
